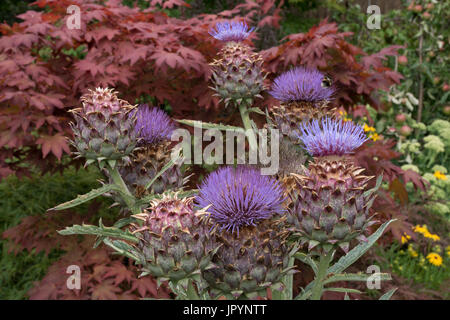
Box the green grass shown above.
[0,166,114,300]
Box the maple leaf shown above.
[89,279,122,300]
[128,277,159,298]
[151,49,185,71]
[402,169,429,191]
[74,59,106,77]
[103,262,135,285]
[36,134,70,160]
[85,27,120,44]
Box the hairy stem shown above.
[311,250,334,300]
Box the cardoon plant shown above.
[288,117,382,300]
[70,87,138,168]
[129,193,216,282]
[55,19,397,301]
[69,87,139,211]
[209,21,266,152]
[117,104,186,197]
[269,67,336,141]
[196,166,295,299]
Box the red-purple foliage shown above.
[2,205,171,299]
[0,0,279,179]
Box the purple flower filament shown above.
[132,104,176,145]
[209,21,254,42]
[196,166,286,234]
[269,66,335,102]
[299,117,368,157]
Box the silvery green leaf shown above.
[50,184,119,211]
[58,219,139,243]
[324,288,362,294]
[294,252,319,275]
[323,273,392,285]
[328,219,396,274]
[248,107,265,115]
[176,119,244,133]
[103,238,140,261]
[379,288,397,300]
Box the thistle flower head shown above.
[269,67,335,103]
[196,166,285,233]
[132,104,176,145]
[299,117,368,157]
[209,21,254,42]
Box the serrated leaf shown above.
[379,288,397,300]
[248,107,265,115]
[58,221,139,243]
[324,287,362,294]
[294,252,319,275]
[103,238,140,261]
[328,219,396,274]
[176,119,244,133]
[323,273,392,285]
[50,184,120,211]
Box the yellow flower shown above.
[401,233,411,244]
[413,224,428,234]
[426,253,443,267]
[364,124,376,132]
[370,133,380,141]
[423,231,440,242]
[434,170,447,180]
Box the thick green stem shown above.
[108,165,137,213]
[311,250,334,300]
[238,101,258,153]
[284,256,295,300]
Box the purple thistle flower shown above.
[209,21,254,42]
[269,67,335,103]
[298,117,368,157]
[196,166,285,234]
[132,104,176,145]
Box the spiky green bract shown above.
[210,42,265,107]
[288,156,378,254]
[130,193,215,281]
[202,218,293,299]
[118,141,186,198]
[70,87,138,168]
[196,166,286,234]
